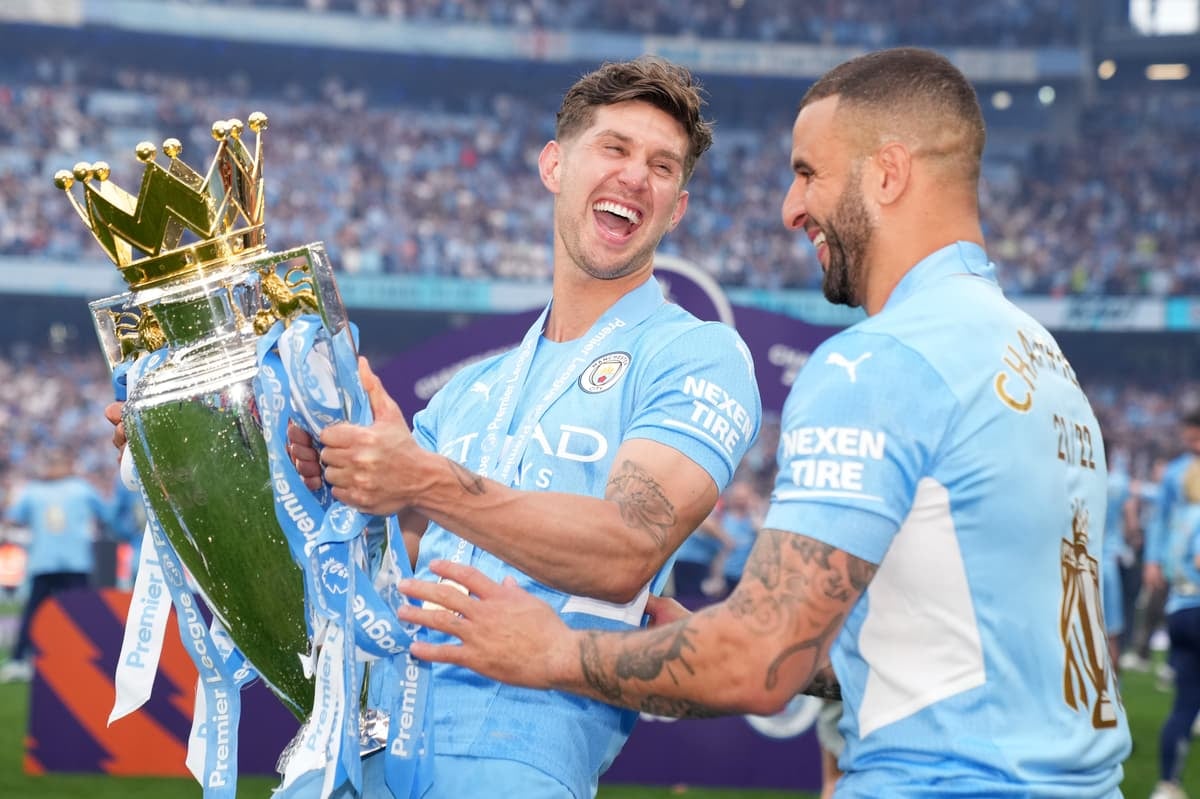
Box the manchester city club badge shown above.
[579,352,631,394]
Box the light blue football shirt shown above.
[1102,468,1131,633]
[719,509,758,581]
[673,520,722,566]
[412,277,762,799]
[763,242,1131,797]
[7,476,111,576]
[1145,453,1200,615]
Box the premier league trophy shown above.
[58,114,431,798]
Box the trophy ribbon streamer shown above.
[109,348,259,798]
[255,316,433,798]
[108,523,171,723]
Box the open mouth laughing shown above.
[593,199,643,242]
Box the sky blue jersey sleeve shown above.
[5,489,30,527]
[410,359,491,457]
[763,331,958,565]
[1146,456,1187,567]
[623,322,762,492]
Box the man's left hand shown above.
[397,560,574,691]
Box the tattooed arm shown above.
[406,437,720,603]
[400,530,876,717]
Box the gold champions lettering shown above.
[682,376,754,455]
[993,328,1080,413]
[1053,413,1098,471]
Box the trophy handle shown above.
[89,291,142,373]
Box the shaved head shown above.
[800,48,986,187]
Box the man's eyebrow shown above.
[791,156,814,174]
[595,128,633,144]
[595,129,685,165]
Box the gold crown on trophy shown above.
[55,112,269,290]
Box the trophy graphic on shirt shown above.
[1059,501,1118,729]
[58,114,430,796]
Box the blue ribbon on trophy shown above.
[255,315,433,798]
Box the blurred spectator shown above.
[710,479,764,596]
[0,446,113,682]
[671,505,734,599]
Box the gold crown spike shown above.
[54,111,269,289]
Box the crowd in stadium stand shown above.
[0,350,116,501]
[171,0,1081,47]
[3,59,1199,296]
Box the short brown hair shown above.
[556,56,713,182]
[801,47,986,184]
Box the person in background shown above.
[108,474,147,590]
[0,448,111,682]
[1145,408,1200,799]
[711,478,764,595]
[1123,455,1169,674]
[671,502,735,599]
[1104,449,1135,668]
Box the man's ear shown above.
[873,141,912,206]
[538,140,563,193]
[667,190,689,232]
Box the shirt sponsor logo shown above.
[681,376,755,455]
[825,351,871,383]
[780,426,886,494]
[440,424,610,465]
[579,352,631,394]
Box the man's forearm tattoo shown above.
[580,626,724,719]
[639,695,723,719]
[580,632,623,704]
[607,460,674,549]
[613,624,698,683]
[578,529,874,716]
[734,530,875,693]
[765,612,842,691]
[448,460,485,495]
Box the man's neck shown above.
[863,216,984,316]
[543,267,652,342]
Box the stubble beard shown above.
[821,173,874,308]
[559,208,661,282]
